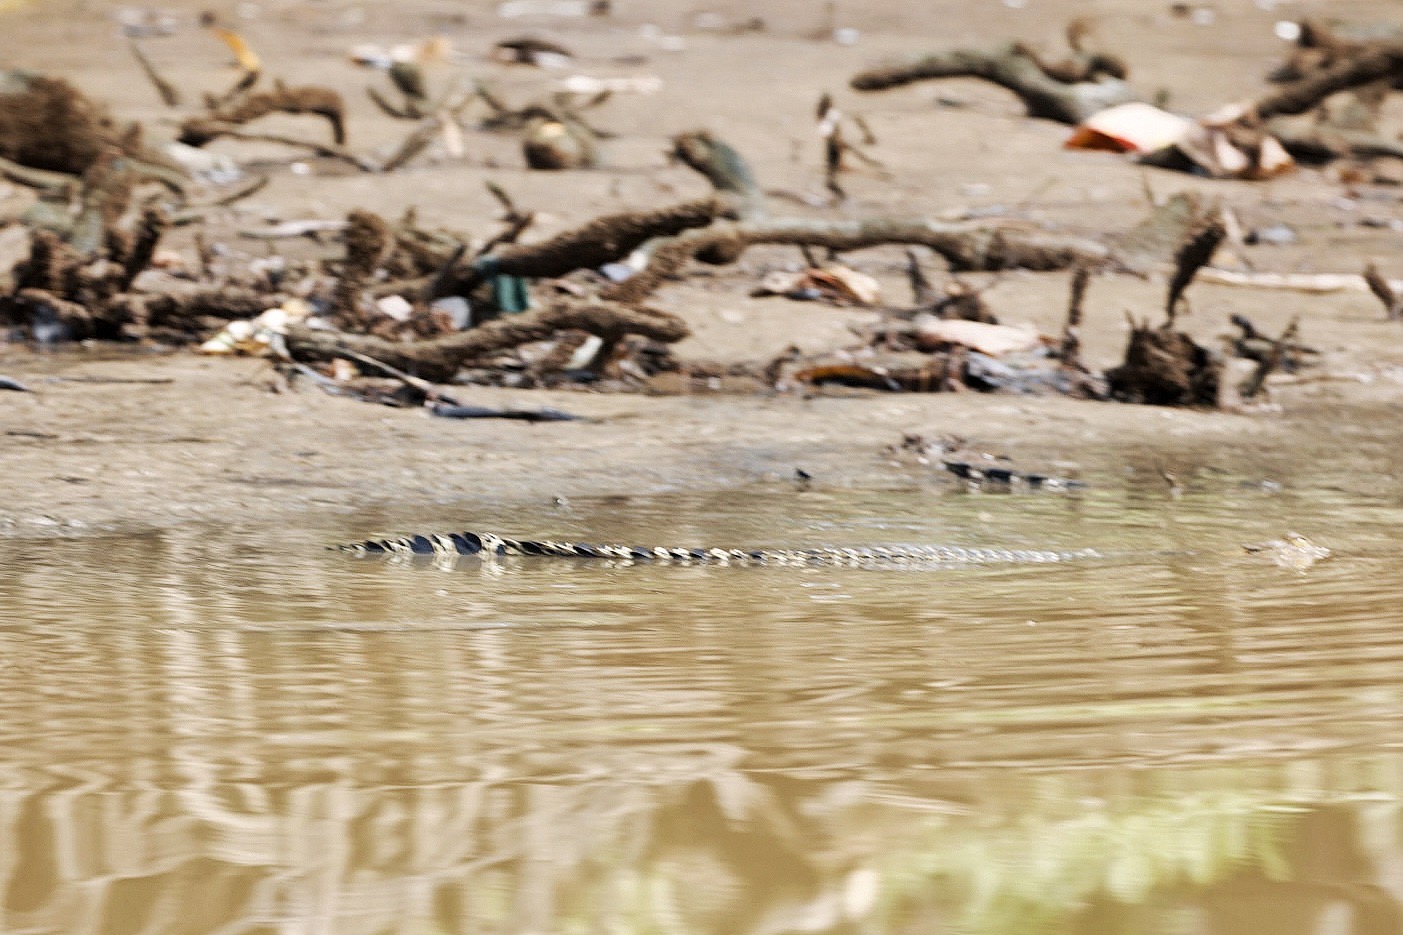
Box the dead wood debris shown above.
[1106,315,1219,407]
[179,83,347,147]
[605,216,1118,307]
[1238,316,1299,402]
[1105,218,1224,407]
[474,84,611,170]
[0,44,1341,420]
[852,16,1403,175]
[454,197,720,293]
[850,22,1139,125]
[815,93,884,204]
[128,39,182,108]
[0,71,181,188]
[1164,213,1225,321]
[1363,262,1403,320]
[285,298,687,384]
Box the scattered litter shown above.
[432,296,472,330]
[239,219,347,239]
[1198,268,1400,293]
[197,299,311,356]
[1174,119,1295,179]
[375,295,414,322]
[1066,103,1192,154]
[1244,223,1296,246]
[349,36,451,69]
[914,317,1042,356]
[115,8,179,39]
[559,74,663,95]
[753,265,881,305]
[163,141,242,184]
[493,36,575,69]
[497,0,593,18]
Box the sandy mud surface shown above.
[3,0,1403,537]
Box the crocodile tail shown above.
[339,532,485,556]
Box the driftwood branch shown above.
[1246,45,1403,123]
[850,42,1139,125]
[286,298,688,382]
[181,84,346,146]
[604,216,1117,305]
[0,154,76,191]
[127,39,181,107]
[463,197,720,288]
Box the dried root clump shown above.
[0,184,287,344]
[0,72,136,174]
[1105,209,1226,408]
[1105,319,1219,407]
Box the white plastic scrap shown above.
[198,299,312,356]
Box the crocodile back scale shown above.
[338,531,1100,566]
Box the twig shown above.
[176,121,378,171]
[905,248,935,305]
[1363,262,1403,320]
[432,403,582,422]
[367,85,418,120]
[330,347,459,405]
[1247,46,1403,123]
[1241,315,1299,400]
[485,180,527,224]
[0,155,76,191]
[128,38,181,107]
[380,114,445,172]
[1060,264,1089,371]
[1165,214,1225,322]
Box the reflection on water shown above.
[3,482,1403,934]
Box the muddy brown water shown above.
[4,471,1403,935]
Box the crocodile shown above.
[338,530,1101,567]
